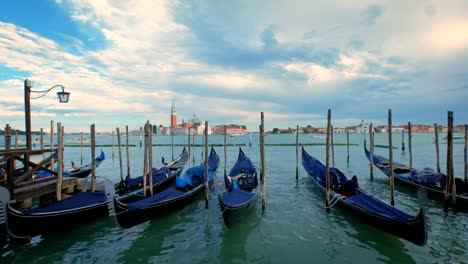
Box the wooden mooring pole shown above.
[370,123,374,180]
[126,125,130,177]
[56,122,63,201]
[192,132,195,165]
[331,125,335,168]
[464,124,467,182]
[388,110,395,206]
[4,125,11,181]
[50,121,55,172]
[40,128,44,159]
[408,122,412,168]
[434,123,440,173]
[139,126,143,148]
[296,124,299,181]
[325,109,331,212]
[346,129,350,163]
[91,124,96,192]
[143,123,148,196]
[112,131,115,160]
[401,129,405,151]
[148,123,154,196]
[224,125,227,177]
[117,127,124,185]
[15,130,18,149]
[171,129,174,160]
[260,112,266,211]
[444,111,454,211]
[204,121,209,208]
[188,127,191,167]
[80,131,84,165]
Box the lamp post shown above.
[24,79,70,164]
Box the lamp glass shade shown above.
[57,91,70,103]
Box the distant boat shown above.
[229,133,246,137]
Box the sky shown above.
[0,0,467,133]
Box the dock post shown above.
[126,126,130,177]
[204,121,209,208]
[80,131,84,165]
[444,111,454,211]
[434,123,440,173]
[260,112,266,211]
[171,129,174,160]
[50,121,55,172]
[325,109,331,212]
[370,123,374,180]
[142,123,148,196]
[224,125,227,177]
[331,125,335,168]
[112,131,115,160]
[408,122,412,168]
[15,130,18,149]
[346,129,350,163]
[91,124,96,192]
[401,129,405,151]
[464,124,467,182]
[139,126,143,148]
[296,125,299,181]
[188,127,191,167]
[148,123,154,196]
[56,123,63,201]
[117,127,124,186]
[40,128,44,159]
[388,110,395,206]
[4,125,11,181]
[192,132,195,165]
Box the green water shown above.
[1,133,467,263]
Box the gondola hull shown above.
[364,146,468,210]
[302,147,427,246]
[219,191,257,227]
[7,202,108,238]
[313,180,426,246]
[114,181,209,229]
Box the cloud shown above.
[360,5,384,26]
[0,0,467,133]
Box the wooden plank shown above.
[13,177,78,201]
[0,149,53,156]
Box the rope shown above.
[326,193,342,209]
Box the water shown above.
[1,133,467,263]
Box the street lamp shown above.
[24,79,71,152]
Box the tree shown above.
[303,127,308,134]
[272,128,280,134]
[241,125,247,130]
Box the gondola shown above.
[364,145,468,209]
[218,147,258,226]
[0,178,115,238]
[35,150,106,179]
[111,147,219,229]
[302,147,427,246]
[115,147,189,203]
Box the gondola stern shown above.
[409,208,428,246]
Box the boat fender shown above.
[233,180,239,190]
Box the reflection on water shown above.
[1,133,467,263]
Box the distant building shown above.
[171,100,177,128]
[212,125,247,135]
